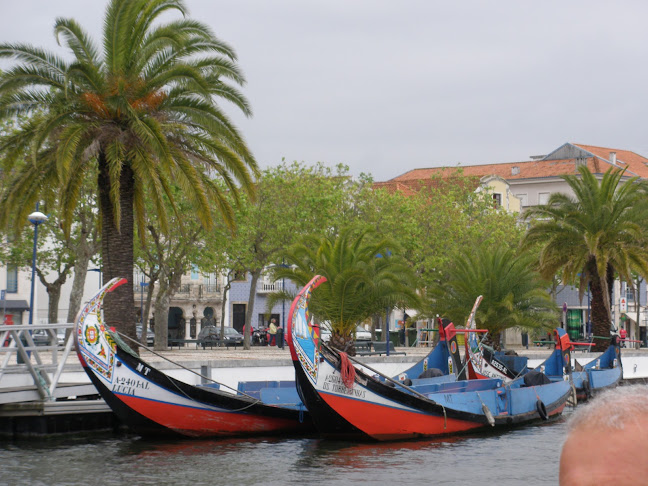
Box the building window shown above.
[203,272,217,285]
[516,194,528,207]
[493,193,502,207]
[191,265,199,280]
[625,282,635,302]
[6,265,17,293]
[538,192,550,205]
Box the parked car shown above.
[136,325,155,346]
[31,329,51,346]
[355,325,371,341]
[197,325,244,348]
[57,329,67,346]
[319,323,371,342]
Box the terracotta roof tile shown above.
[572,144,648,178]
[390,143,648,183]
[390,159,599,182]
[374,175,481,194]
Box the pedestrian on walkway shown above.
[268,319,277,346]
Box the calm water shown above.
[0,412,571,486]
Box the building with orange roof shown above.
[382,142,648,347]
[388,142,647,211]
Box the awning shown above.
[621,312,645,326]
[0,300,29,311]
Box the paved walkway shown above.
[138,343,428,366]
[138,342,648,365]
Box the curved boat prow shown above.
[75,277,128,368]
[538,328,572,377]
[75,277,313,438]
[286,274,327,368]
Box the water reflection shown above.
[1,416,570,486]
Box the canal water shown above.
[1,412,571,486]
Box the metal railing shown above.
[0,322,76,401]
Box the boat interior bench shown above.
[357,341,406,356]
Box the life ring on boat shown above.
[536,399,548,420]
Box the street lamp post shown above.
[27,210,48,327]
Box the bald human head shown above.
[559,385,648,485]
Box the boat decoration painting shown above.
[287,276,573,441]
[76,278,312,438]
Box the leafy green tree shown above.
[0,0,257,343]
[522,166,648,351]
[134,185,207,349]
[137,224,202,350]
[272,229,420,355]
[213,161,355,350]
[0,196,99,324]
[0,211,73,324]
[426,244,557,349]
[347,172,523,339]
[355,173,524,290]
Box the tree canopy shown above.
[0,0,258,341]
[425,243,557,348]
[272,228,420,354]
[522,166,648,350]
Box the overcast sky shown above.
[1,1,647,181]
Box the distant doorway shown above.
[232,304,246,333]
[168,307,184,339]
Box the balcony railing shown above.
[136,283,221,300]
[258,282,277,293]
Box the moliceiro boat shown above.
[76,278,312,438]
[287,275,573,441]
[463,298,622,402]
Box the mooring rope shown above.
[339,351,356,389]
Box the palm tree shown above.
[0,0,258,342]
[426,244,557,349]
[271,229,420,355]
[522,166,648,351]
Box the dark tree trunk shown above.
[141,279,156,346]
[153,286,171,349]
[371,313,380,341]
[243,269,261,350]
[98,152,136,344]
[66,208,98,324]
[589,259,612,352]
[66,259,89,324]
[220,270,233,347]
[36,266,70,324]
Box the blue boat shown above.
[466,327,622,402]
[286,275,573,441]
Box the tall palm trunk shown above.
[589,260,611,352]
[98,152,135,343]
